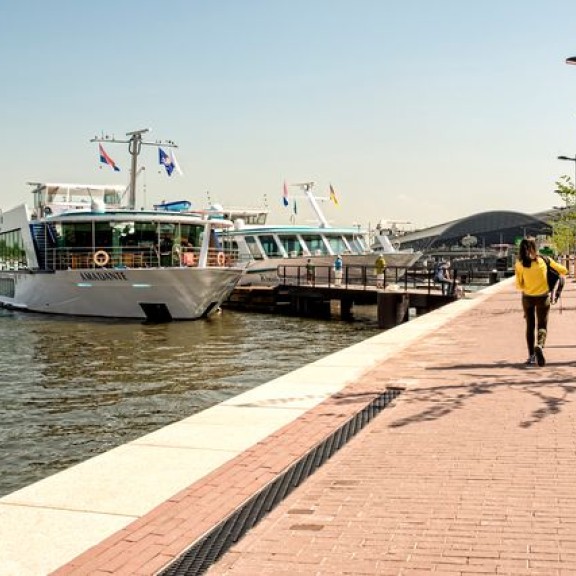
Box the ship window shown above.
[220,237,238,252]
[179,224,203,248]
[113,222,137,247]
[326,236,348,254]
[245,236,264,259]
[0,277,15,297]
[94,222,113,247]
[132,222,158,246]
[0,229,27,270]
[301,235,326,255]
[347,235,367,253]
[244,212,267,225]
[278,235,301,256]
[259,235,283,257]
[103,189,122,206]
[60,222,92,249]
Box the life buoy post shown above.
[93,250,110,267]
[216,252,226,266]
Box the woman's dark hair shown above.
[518,236,537,267]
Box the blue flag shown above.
[159,148,175,176]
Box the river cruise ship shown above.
[0,183,243,321]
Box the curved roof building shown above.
[396,210,552,252]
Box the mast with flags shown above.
[90,129,179,209]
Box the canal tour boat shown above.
[0,182,244,321]
[211,184,422,286]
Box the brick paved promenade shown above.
[28,278,576,575]
[207,280,576,576]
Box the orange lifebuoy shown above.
[93,250,110,267]
[217,252,226,266]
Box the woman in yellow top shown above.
[515,237,567,366]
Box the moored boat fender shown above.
[93,250,110,267]
[217,252,226,266]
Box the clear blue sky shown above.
[1,0,576,229]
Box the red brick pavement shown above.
[52,280,576,575]
[208,281,576,575]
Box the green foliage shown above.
[555,175,576,207]
[552,175,576,254]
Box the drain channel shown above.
[159,387,402,576]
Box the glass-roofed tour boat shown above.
[214,182,422,286]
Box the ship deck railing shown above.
[36,246,240,271]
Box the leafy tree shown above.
[552,175,576,255]
[555,175,576,207]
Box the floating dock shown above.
[224,284,458,328]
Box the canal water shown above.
[0,307,380,497]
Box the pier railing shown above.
[277,264,445,293]
[276,263,507,296]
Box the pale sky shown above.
[1,0,576,230]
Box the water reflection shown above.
[0,307,380,496]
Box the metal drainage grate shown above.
[158,387,402,576]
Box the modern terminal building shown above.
[390,209,555,273]
[395,209,553,254]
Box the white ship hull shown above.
[0,267,241,320]
[0,181,245,321]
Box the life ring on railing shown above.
[93,250,110,267]
[216,252,226,266]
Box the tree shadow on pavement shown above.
[382,374,576,430]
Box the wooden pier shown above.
[224,264,461,328]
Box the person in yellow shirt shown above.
[374,254,387,288]
[515,237,567,366]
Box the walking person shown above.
[334,254,343,286]
[374,254,387,289]
[515,237,567,366]
[305,258,315,285]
